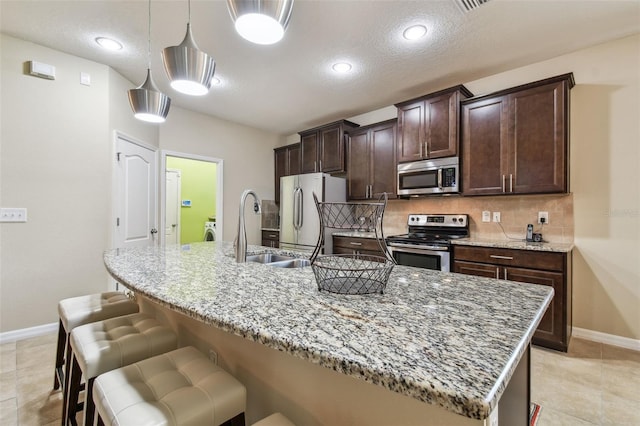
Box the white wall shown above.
[158,107,281,245]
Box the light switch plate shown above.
[0,208,28,222]
[482,211,491,222]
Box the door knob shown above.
[150,228,158,234]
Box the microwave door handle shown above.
[437,168,443,188]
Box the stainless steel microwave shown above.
[397,157,459,196]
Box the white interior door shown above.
[165,169,181,245]
[114,135,158,249]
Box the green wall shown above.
[166,157,217,244]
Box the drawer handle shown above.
[490,255,513,260]
[349,242,363,246]
[268,234,277,238]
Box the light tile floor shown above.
[0,333,638,425]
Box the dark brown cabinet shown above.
[299,120,359,174]
[347,119,397,200]
[333,236,385,258]
[395,85,473,163]
[274,143,300,204]
[461,73,574,196]
[453,245,572,352]
[261,230,280,248]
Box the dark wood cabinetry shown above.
[461,73,574,196]
[299,120,359,174]
[395,85,473,163]
[333,236,385,258]
[453,245,572,352]
[274,143,300,204]
[261,230,280,248]
[347,119,397,200]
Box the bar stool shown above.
[64,312,177,426]
[92,346,246,426]
[54,292,139,391]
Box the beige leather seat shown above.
[54,292,139,391]
[93,346,246,426]
[253,413,296,426]
[64,312,177,426]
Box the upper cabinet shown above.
[299,120,359,174]
[274,143,301,204]
[395,85,473,163]
[461,73,574,196]
[347,119,397,200]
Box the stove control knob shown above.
[452,217,458,222]
[458,217,464,224]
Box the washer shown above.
[204,222,216,241]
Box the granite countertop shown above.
[103,241,553,421]
[332,231,378,238]
[452,237,574,253]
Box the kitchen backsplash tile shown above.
[261,200,279,229]
[383,193,574,244]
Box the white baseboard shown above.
[0,322,58,344]
[573,327,640,351]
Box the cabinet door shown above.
[319,126,344,172]
[505,266,566,350]
[301,132,318,173]
[397,100,424,163]
[461,96,509,195]
[453,260,499,279]
[288,144,301,176]
[509,81,568,194]
[347,130,370,200]
[425,92,458,158]
[370,121,397,198]
[274,147,288,204]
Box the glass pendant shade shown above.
[128,69,171,123]
[227,0,294,45]
[162,24,216,96]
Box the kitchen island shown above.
[104,241,553,425]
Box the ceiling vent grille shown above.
[454,0,491,13]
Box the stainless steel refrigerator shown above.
[279,173,346,253]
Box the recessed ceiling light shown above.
[403,25,427,40]
[95,37,123,51]
[332,62,352,73]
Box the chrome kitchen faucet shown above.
[235,189,262,262]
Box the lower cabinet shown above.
[453,245,572,352]
[262,230,280,248]
[332,236,386,258]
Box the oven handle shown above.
[437,168,443,188]
[388,244,450,255]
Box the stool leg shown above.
[63,352,82,426]
[54,320,66,390]
[83,377,95,426]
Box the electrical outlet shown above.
[492,212,501,223]
[209,349,218,365]
[0,208,27,222]
[482,211,491,222]
[538,211,549,225]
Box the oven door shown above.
[388,245,450,272]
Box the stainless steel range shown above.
[386,214,469,272]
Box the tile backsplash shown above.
[383,193,574,244]
[261,200,279,229]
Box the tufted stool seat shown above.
[253,413,296,426]
[93,346,246,426]
[64,312,177,426]
[54,292,139,391]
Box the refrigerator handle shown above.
[293,187,300,230]
[297,187,304,229]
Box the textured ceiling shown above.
[1,0,639,136]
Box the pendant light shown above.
[128,0,171,123]
[227,0,294,45]
[162,0,216,96]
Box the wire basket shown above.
[312,254,395,295]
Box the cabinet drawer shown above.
[333,236,381,252]
[454,245,564,272]
[261,230,280,241]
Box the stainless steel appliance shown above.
[386,214,468,272]
[280,173,346,253]
[397,157,459,196]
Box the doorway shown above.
[160,151,224,246]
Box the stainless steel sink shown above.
[268,259,311,268]
[246,253,310,268]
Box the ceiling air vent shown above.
[454,0,491,13]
